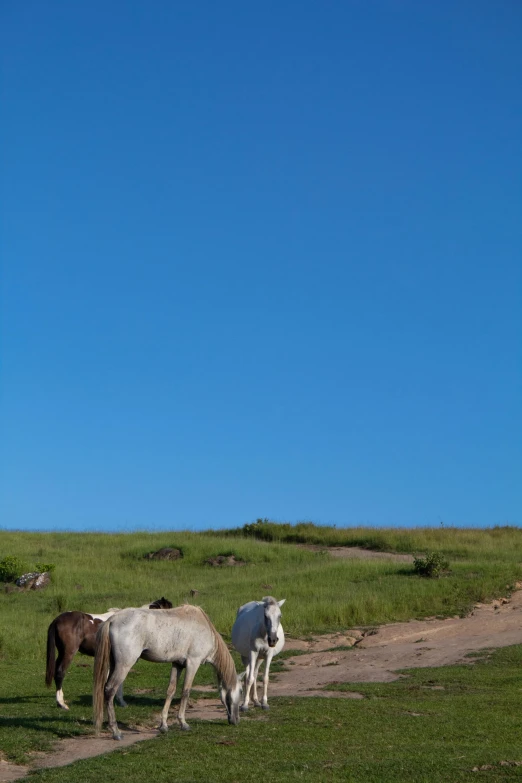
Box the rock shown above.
[3,582,20,593]
[145,548,182,561]
[15,571,51,590]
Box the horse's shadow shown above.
[0,712,156,736]
[0,695,48,705]
[75,693,183,708]
[0,714,92,735]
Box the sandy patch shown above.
[298,545,414,562]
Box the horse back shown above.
[79,617,103,655]
[54,611,101,657]
[109,607,216,664]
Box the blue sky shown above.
[1,1,520,532]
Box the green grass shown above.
[1,525,521,779]
[1,646,521,781]
[214,518,522,559]
[1,526,520,663]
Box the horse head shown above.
[220,676,242,725]
[262,597,285,648]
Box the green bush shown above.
[0,555,25,583]
[413,551,450,578]
[35,562,55,574]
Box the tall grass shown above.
[1,526,521,664]
[211,519,522,559]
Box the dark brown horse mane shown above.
[149,597,173,609]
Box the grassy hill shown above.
[1,523,521,662]
[0,523,521,780]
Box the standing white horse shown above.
[231,596,285,710]
[93,605,242,740]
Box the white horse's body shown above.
[231,596,285,710]
[84,604,161,709]
[93,605,242,740]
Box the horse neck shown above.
[196,608,236,691]
[211,630,237,691]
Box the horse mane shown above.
[149,597,173,609]
[196,606,237,690]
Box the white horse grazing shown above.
[93,605,242,740]
[231,596,285,711]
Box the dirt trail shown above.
[2,553,521,782]
[272,587,522,696]
[297,544,415,563]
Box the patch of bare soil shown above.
[205,555,246,567]
[144,547,182,561]
[273,586,522,696]
[298,544,414,562]
[3,578,522,782]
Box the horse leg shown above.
[158,662,182,733]
[176,660,199,731]
[260,649,275,709]
[240,655,249,684]
[105,663,133,740]
[252,656,264,707]
[115,684,127,707]
[54,645,77,710]
[241,650,258,711]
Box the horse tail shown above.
[45,619,57,687]
[93,619,112,734]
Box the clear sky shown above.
[1,1,520,532]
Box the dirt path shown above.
[2,570,521,782]
[272,586,522,695]
[297,544,415,562]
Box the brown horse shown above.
[46,597,172,709]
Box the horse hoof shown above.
[158,725,168,734]
[240,704,249,712]
[253,701,262,708]
[113,734,123,741]
[180,724,191,732]
[261,704,270,710]
[57,704,69,711]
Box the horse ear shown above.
[278,599,286,607]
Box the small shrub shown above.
[0,556,25,583]
[35,562,55,574]
[413,552,450,578]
